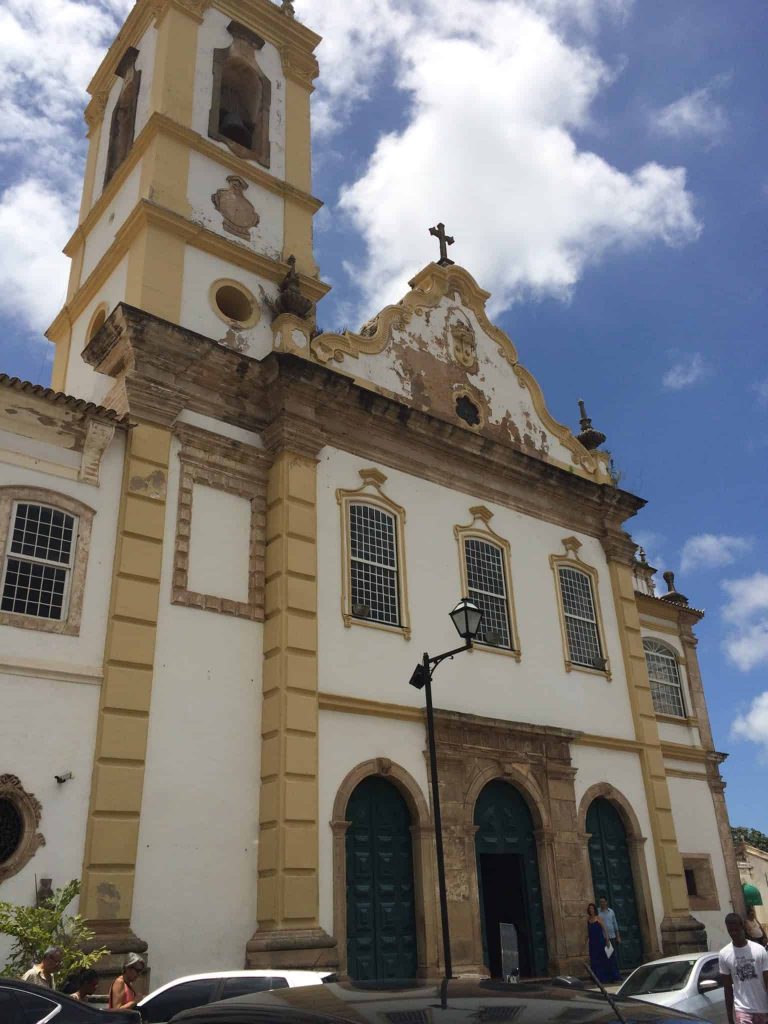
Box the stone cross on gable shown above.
[429,223,455,267]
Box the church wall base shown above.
[660,914,708,955]
[82,921,150,997]
[245,927,338,971]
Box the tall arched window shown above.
[643,638,686,718]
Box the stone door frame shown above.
[578,782,661,962]
[330,758,439,979]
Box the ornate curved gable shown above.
[309,263,612,483]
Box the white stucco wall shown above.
[317,712,430,936]
[179,247,278,355]
[192,9,286,181]
[572,744,665,949]
[316,447,636,738]
[81,163,141,283]
[65,256,129,404]
[0,435,125,959]
[668,776,732,948]
[132,434,262,989]
[188,150,284,261]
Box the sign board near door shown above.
[500,922,519,982]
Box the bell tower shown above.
[47,0,327,403]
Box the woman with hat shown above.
[108,952,145,1011]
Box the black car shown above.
[0,977,142,1023]
[168,977,718,1024]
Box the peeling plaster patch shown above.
[129,469,167,499]
[219,328,248,353]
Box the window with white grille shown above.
[464,537,512,648]
[643,638,686,717]
[0,503,77,621]
[349,503,400,626]
[558,565,604,669]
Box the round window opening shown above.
[0,798,23,864]
[215,284,253,324]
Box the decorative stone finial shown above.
[274,255,313,320]
[576,399,607,451]
[637,547,648,565]
[280,0,295,16]
[662,570,689,606]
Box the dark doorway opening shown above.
[479,852,531,978]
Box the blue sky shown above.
[1,0,766,829]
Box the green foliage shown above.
[732,826,768,854]
[0,879,108,981]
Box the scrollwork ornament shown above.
[0,774,45,883]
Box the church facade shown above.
[0,0,742,991]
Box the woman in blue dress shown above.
[587,902,620,982]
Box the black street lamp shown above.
[409,598,483,992]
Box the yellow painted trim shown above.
[639,618,682,638]
[660,741,709,763]
[318,691,423,724]
[549,538,611,680]
[209,278,262,329]
[636,593,682,623]
[150,2,199,127]
[80,423,171,926]
[453,505,521,660]
[258,450,320,930]
[50,324,72,393]
[574,733,644,754]
[336,468,411,641]
[666,768,710,781]
[606,557,691,916]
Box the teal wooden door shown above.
[345,776,418,980]
[586,798,643,969]
[474,780,549,977]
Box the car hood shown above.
[173,978,711,1023]
[624,992,688,1009]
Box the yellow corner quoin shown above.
[257,450,320,932]
[80,423,171,932]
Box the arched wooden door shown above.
[586,797,644,969]
[345,776,418,980]
[474,780,548,978]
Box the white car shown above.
[138,970,331,1023]
[617,952,726,1024]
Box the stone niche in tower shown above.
[104,47,142,187]
[208,22,271,169]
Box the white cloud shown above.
[298,0,703,320]
[722,573,768,671]
[651,74,731,144]
[732,691,768,755]
[662,353,707,390]
[754,377,768,404]
[680,533,752,573]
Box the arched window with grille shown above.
[550,538,610,677]
[643,638,686,718]
[337,469,410,639]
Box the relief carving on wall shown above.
[211,176,260,240]
[451,322,477,369]
[0,774,45,884]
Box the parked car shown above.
[138,971,331,1023]
[0,977,141,1023]
[618,952,726,1023]
[167,976,723,1024]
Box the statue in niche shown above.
[211,175,260,239]
[209,22,271,168]
[104,48,141,186]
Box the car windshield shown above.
[620,960,698,996]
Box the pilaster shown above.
[603,543,706,953]
[247,423,335,968]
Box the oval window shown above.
[215,284,253,324]
[0,798,23,864]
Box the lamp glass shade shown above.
[743,883,764,907]
[450,598,483,640]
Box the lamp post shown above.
[409,598,483,993]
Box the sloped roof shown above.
[0,374,129,425]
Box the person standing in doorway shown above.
[587,903,619,983]
[598,896,622,970]
[21,947,62,989]
[719,912,768,1024]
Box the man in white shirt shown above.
[598,897,621,966]
[20,947,62,990]
[719,912,768,1024]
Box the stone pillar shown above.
[79,418,173,988]
[603,535,706,954]
[246,423,336,968]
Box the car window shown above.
[620,959,697,996]
[220,977,288,999]
[11,990,61,1024]
[142,980,218,1022]
[700,958,724,986]
[0,990,27,1024]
